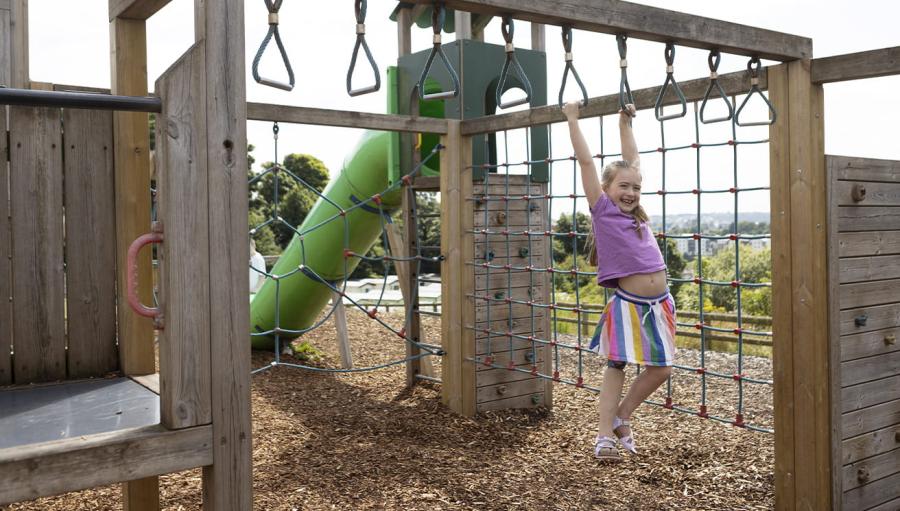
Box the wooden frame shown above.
[811,46,900,85]
[247,102,449,134]
[407,0,811,60]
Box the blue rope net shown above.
[469,98,774,433]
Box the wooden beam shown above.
[812,46,900,84]
[461,67,765,135]
[109,0,172,21]
[0,425,212,506]
[9,0,27,88]
[247,102,449,134]
[195,0,253,508]
[0,5,11,386]
[408,0,811,61]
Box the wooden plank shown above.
[786,58,831,510]
[841,326,900,362]
[462,68,767,135]
[9,106,66,383]
[839,279,900,310]
[842,423,900,465]
[0,101,9,385]
[62,107,119,378]
[0,425,212,506]
[0,7,9,383]
[406,0,810,60]
[839,231,900,258]
[474,242,546,263]
[332,291,352,369]
[843,446,900,492]
[155,43,211,429]
[842,397,900,439]
[477,377,544,403]
[9,0,26,88]
[841,303,900,336]
[837,181,900,207]
[130,373,161,394]
[475,269,549,290]
[838,206,900,232]
[868,495,900,511]
[842,350,900,388]
[812,46,900,84]
[842,374,900,414]
[110,17,155,377]
[109,0,173,21]
[477,391,546,412]
[247,102,448,134]
[842,470,900,511]
[475,347,543,372]
[840,255,900,284]
[831,155,900,184]
[197,0,253,506]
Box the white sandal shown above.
[613,416,637,454]
[593,435,621,461]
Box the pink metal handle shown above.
[127,227,164,328]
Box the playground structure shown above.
[0,1,898,510]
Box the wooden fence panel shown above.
[62,107,118,378]
[9,106,65,383]
[0,104,10,385]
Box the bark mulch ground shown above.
[7,309,773,510]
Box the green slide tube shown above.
[250,130,402,350]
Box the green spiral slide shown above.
[250,70,443,350]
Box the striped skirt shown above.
[588,288,677,366]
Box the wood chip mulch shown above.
[7,309,773,510]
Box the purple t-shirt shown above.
[590,194,666,288]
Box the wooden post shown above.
[769,60,831,510]
[195,0,252,508]
[530,23,545,52]
[440,121,475,415]
[332,290,352,369]
[0,1,12,385]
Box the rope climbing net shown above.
[248,121,444,375]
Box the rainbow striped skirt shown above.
[588,288,677,366]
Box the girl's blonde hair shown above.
[587,160,650,266]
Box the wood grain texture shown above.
[841,374,900,414]
[841,397,900,439]
[9,0,26,88]
[839,279,900,310]
[842,446,900,493]
[840,327,900,362]
[812,46,900,84]
[841,423,900,465]
[109,0,172,21]
[836,180,900,207]
[406,0,810,60]
[0,99,10,384]
[155,43,212,429]
[838,206,900,232]
[831,155,900,183]
[839,255,900,283]
[110,17,155,376]
[841,350,900,388]
[0,425,212,506]
[62,107,118,378]
[9,106,65,383]
[842,467,900,510]
[247,102,448,134]
[840,303,900,336]
[196,0,253,507]
[838,231,900,258]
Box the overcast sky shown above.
[25,0,900,217]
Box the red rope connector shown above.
[664,397,673,409]
[729,233,738,241]
[727,139,735,146]
[553,371,560,382]
[482,262,489,268]
[657,189,667,195]
[691,143,699,149]
[694,322,704,330]
[733,414,745,427]
[733,328,743,335]
[501,195,509,202]
[367,308,378,319]
[531,365,539,376]
[482,328,490,335]
[699,404,708,418]
[343,249,353,259]
[502,230,510,236]
[696,367,706,375]
[729,187,737,194]
[371,194,382,205]
[568,231,576,238]
[593,153,603,159]
[732,373,743,381]
[656,232,666,239]
[730,280,741,288]
[576,377,584,388]
[544,230,552,237]
[505,331,513,338]
[397,327,406,339]
[692,188,701,195]
[521,195,529,201]
[401,175,412,186]
[544,194,552,200]
[657,147,665,153]
[483,356,493,366]
[507,360,516,370]
[693,277,701,284]
[569,155,576,161]
[339,209,347,217]
[570,269,578,275]
[547,267,555,274]
[692,233,701,240]
[525,265,533,272]
[503,264,511,271]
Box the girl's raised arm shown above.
[563,102,602,209]
[619,104,639,170]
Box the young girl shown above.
[563,101,676,461]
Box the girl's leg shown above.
[597,364,626,437]
[615,366,673,431]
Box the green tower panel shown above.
[394,39,548,182]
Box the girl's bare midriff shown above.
[618,269,668,297]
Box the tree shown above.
[658,238,686,297]
[685,245,771,315]
[552,212,592,264]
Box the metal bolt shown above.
[884,334,896,346]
